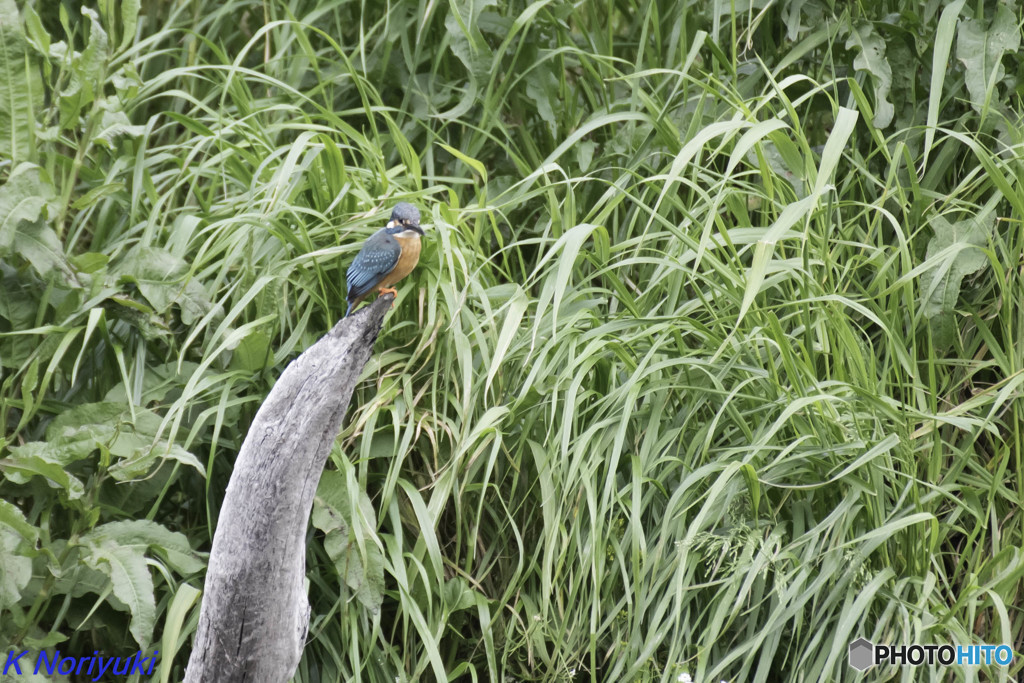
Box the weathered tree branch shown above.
[184,296,391,683]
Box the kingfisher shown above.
[345,202,424,317]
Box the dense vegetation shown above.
[2,0,1023,680]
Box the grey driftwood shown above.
[184,295,391,682]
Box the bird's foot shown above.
[377,287,398,307]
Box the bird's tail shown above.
[344,301,354,317]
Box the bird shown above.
[344,202,424,317]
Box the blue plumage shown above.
[344,203,424,317]
[346,229,401,302]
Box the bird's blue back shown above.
[346,228,402,301]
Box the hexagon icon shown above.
[848,638,874,671]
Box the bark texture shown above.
[184,296,390,682]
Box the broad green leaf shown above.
[20,4,48,56]
[11,215,69,280]
[229,329,272,372]
[0,0,43,164]
[444,0,496,82]
[47,401,129,438]
[575,140,596,172]
[69,251,109,273]
[10,433,104,466]
[0,283,38,368]
[78,7,108,90]
[109,62,142,99]
[49,7,109,129]
[101,362,203,405]
[108,442,206,481]
[0,525,32,608]
[957,4,1020,114]
[525,67,560,135]
[0,164,70,281]
[0,163,56,250]
[119,0,140,51]
[0,450,85,498]
[47,543,110,598]
[918,214,993,318]
[79,520,205,649]
[113,246,214,323]
[312,470,384,611]
[0,498,37,543]
[41,402,206,478]
[442,576,477,612]
[0,500,35,610]
[85,520,205,576]
[845,20,894,129]
[81,538,156,649]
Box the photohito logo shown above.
[848,638,1013,670]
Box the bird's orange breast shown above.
[378,233,421,289]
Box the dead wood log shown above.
[184,295,391,682]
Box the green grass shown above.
[1,0,1023,681]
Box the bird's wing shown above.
[346,229,402,300]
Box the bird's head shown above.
[385,202,423,236]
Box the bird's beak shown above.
[411,224,425,235]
